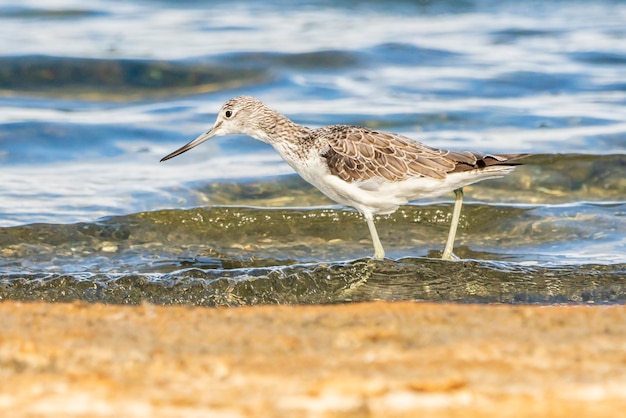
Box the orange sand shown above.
[1,301,625,417]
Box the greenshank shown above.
[161,96,528,260]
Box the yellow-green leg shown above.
[365,215,385,260]
[442,188,463,260]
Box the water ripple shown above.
[1,0,625,305]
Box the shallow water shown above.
[1,0,625,305]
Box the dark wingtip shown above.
[490,153,532,165]
[451,153,532,173]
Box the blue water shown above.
[0,0,625,304]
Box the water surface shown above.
[1,0,625,305]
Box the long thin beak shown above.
[160,126,217,162]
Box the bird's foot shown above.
[441,251,459,261]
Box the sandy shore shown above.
[1,301,625,417]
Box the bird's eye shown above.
[225,110,232,118]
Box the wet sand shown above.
[1,301,625,417]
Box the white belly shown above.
[278,146,514,217]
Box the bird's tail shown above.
[452,153,531,173]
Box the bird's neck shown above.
[253,110,313,147]
[247,110,318,169]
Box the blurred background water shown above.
[0,0,624,305]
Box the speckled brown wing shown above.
[318,125,480,182]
